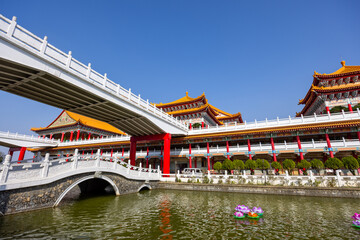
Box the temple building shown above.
[22,62,360,174]
[298,61,360,116]
[31,110,125,142]
[155,92,243,128]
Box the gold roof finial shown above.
[186,91,188,96]
[341,60,346,67]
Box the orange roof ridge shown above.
[314,61,360,77]
[209,104,232,117]
[155,92,206,107]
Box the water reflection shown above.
[0,190,360,239]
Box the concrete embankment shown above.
[157,182,360,198]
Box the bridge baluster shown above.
[95,149,101,167]
[72,149,79,169]
[148,164,152,177]
[41,153,50,178]
[40,36,48,54]
[6,16,17,37]
[0,155,11,183]
[138,162,142,176]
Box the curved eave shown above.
[155,93,206,108]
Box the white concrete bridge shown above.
[0,15,187,137]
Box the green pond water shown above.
[0,189,359,239]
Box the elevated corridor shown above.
[0,15,187,137]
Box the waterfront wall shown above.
[0,172,156,215]
[157,182,360,198]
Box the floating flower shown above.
[352,213,360,221]
[234,212,244,218]
[248,212,259,218]
[252,207,264,214]
[353,220,360,226]
[235,205,250,214]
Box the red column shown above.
[296,136,304,160]
[122,148,124,157]
[110,148,113,162]
[130,137,137,166]
[91,150,93,156]
[49,134,53,140]
[17,147,26,163]
[101,149,103,155]
[270,137,277,162]
[247,139,252,160]
[60,132,65,142]
[146,147,149,168]
[202,122,205,129]
[325,102,330,114]
[88,133,91,140]
[206,142,211,171]
[325,133,334,158]
[42,135,45,139]
[357,131,360,141]
[76,130,80,141]
[189,123,192,130]
[348,104,353,113]
[69,131,74,141]
[163,133,171,175]
[189,144,192,168]
[226,141,230,160]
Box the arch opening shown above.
[138,184,151,192]
[54,176,120,206]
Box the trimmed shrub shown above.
[233,159,245,171]
[342,156,359,175]
[213,162,222,173]
[325,157,343,175]
[222,159,235,171]
[245,159,257,175]
[282,159,296,175]
[256,159,270,173]
[297,159,311,175]
[271,161,282,175]
[311,159,324,170]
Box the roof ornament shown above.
[341,60,346,67]
[186,91,188,96]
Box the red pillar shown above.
[326,106,330,114]
[296,136,304,160]
[206,142,211,171]
[70,131,74,141]
[60,132,65,142]
[88,133,91,140]
[101,149,103,155]
[91,150,93,156]
[226,141,230,160]
[202,122,205,129]
[325,133,334,158]
[76,130,80,141]
[42,135,45,139]
[163,133,171,175]
[189,123,192,130]
[130,137,137,166]
[146,147,149,168]
[189,144,192,168]
[247,139,252,160]
[270,137,277,162]
[357,131,360,141]
[49,134,53,140]
[17,147,26,163]
[110,148,113,162]
[122,148,124,157]
[348,104,353,113]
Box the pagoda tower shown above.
[298,61,360,116]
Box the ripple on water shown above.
[1,190,360,239]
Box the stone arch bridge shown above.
[0,149,160,215]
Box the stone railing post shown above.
[95,149,101,167]
[138,162,142,176]
[148,164,152,177]
[72,149,79,169]
[309,170,315,184]
[41,153,50,178]
[336,170,342,187]
[285,170,291,185]
[207,170,211,179]
[113,154,118,169]
[177,170,180,179]
[225,170,228,179]
[0,155,12,183]
[127,160,130,174]
[157,165,161,178]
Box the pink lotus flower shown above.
[234,212,244,218]
[235,205,250,214]
[352,213,360,221]
[252,207,264,214]
[353,220,360,226]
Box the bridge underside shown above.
[0,58,164,136]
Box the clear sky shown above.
[1,0,360,155]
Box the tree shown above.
[330,105,347,114]
[213,162,222,173]
[244,159,257,175]
[325,157,343,175]
[233,159,245,171]
[192,123,202,129]
[271,161,282,175]
[256,159,270,173]
[222,159,234,171]
[282,159,296,175]
[297,159,311,175]
[342,156,359,176]
[311,159,324,170]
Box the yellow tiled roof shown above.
[155,92,206,107]
[31,110,125,135]
[314,61,360,77]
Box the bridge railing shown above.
[188,110,360,135]
[0,149,161,189]
[0,14,188,131]
[0,130,58,144]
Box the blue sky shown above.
[1,0,360,155]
